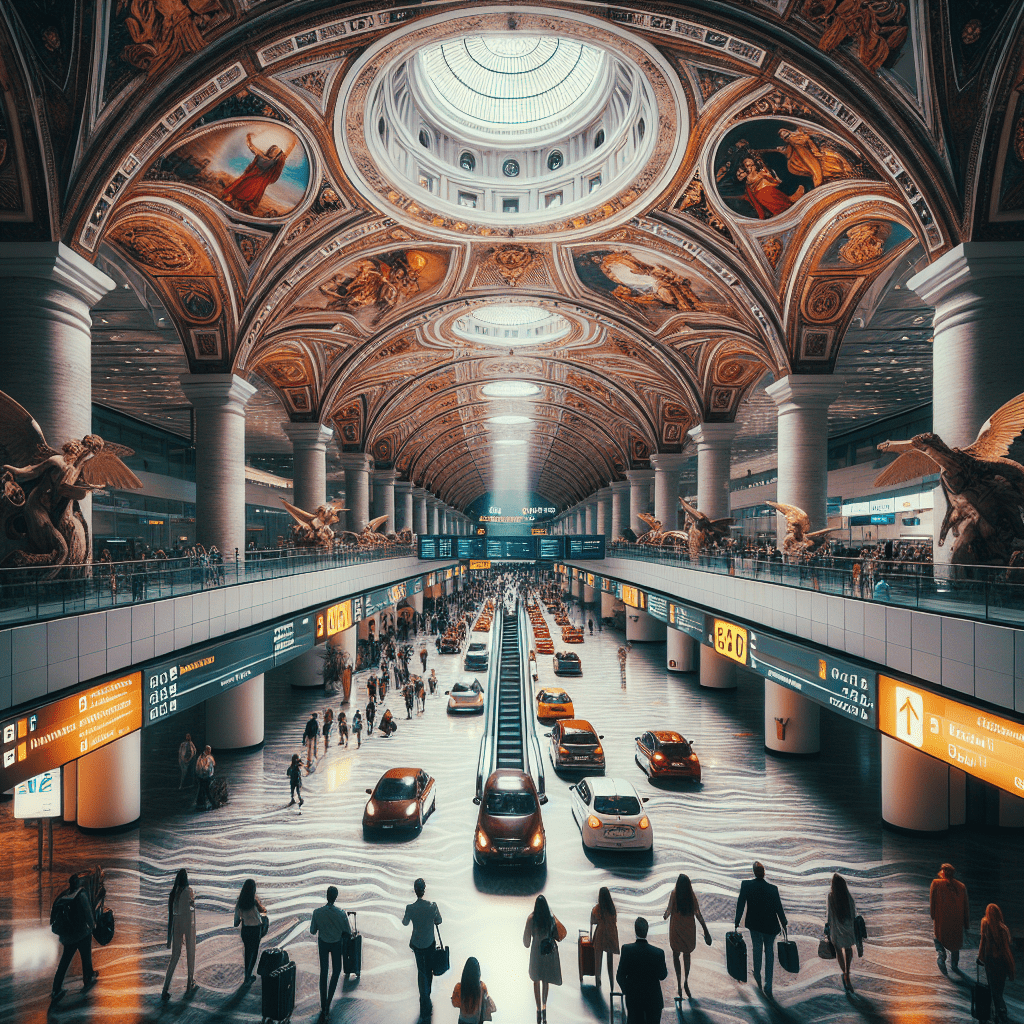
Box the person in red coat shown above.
[930,863,970,973]
[221,134,295,214]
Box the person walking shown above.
[451,956,495,1024]
[428,668,437,695]
[588,616,593,635]
[523,894,566,1023]
[352,709,363,748]
[734,861,788,999]
[322,707,334,749]
[825,873,857,992]
[590,886,620,990]
[287,754,304,808]
[194,746,216,811]
[616,917,668,1024]
[365,698,376,736]
[162,868,197,1000]
[338,711,349,748]
[310,885,352,1022]
[303,712,320,769]
[416,676,426,713]
[404,682,415,719]
[233,878,266,983]
[930,863,970,973]
[177,733,196,789]
[403,878,442,1022]
[979,903,1016,1022]
[420,646,428,672]
[368,676,378,705]
[663,872,712,999]
[50,874,98,1003]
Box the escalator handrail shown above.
[518,599,546,799]
[475,600,506,799]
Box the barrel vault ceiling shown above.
[1,1,1022,510]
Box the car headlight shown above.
[531,829,544,849]
[476,828,489,850]
[689,754,699,762]
[587,815,602,829]
[652,752,665,762]
[366,801,376,816]
[406,803,418,816]
[638,816,650,829]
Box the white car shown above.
[446,678,485,714]
[569,776,652,851]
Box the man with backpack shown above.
[50,874,98,1003]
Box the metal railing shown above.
[0,545,416,628]
[595,545,1024,627]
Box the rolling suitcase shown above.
[971,964,991,1021]
[257,947,289,977]
[344,910,362,978]
[578,929,596,982]
[726,930,748,983]
[261,960,296,1023]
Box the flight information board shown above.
[538,537,563,560]
[567,536,606,559]
[750,630,877,727]
[505,538,535,559]
[457,537,484,560]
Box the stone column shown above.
[881,734,966,831]
[413,489,429,534]
[281,422,333,513]
[700,646,737,690]
[428,498,441,534]
[395,480,414,533]
[0,243,116,539]
[667,629,695,672]
[765,376,843,540]
[576,508,584,534]
[338,454,372,532]
[908,243,1024,564]
[180,374,257,560]
[649,453,688,530]
[77,731,141,832]
[626,608,666,642]
[596,487,612,540]
[687,423,739,521]
[625,469,655,535]
[610,480,630,540]
[206,674,264,748]
[584,500,596,534]
[372,468,396,532]
[764,680,819,756]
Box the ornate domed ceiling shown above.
[1,0,1021,510]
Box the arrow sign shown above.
[899,697,919,736]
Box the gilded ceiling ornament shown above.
[837,220,892,264]
[170,278,219,322]
[317,250,440,323]
[802,0,908,73]
[116,0,225,79]
[804,278,852,321]
[761,237,784,269]
[674,175,732,239]
[110,223,198,272]
[487,245,538,288]
[739,91,817,119]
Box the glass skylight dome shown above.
[482,381,541,397]
[454,305,571,346]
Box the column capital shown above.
[395,479,415,494]
[280,421,333,450]
[625,468,655,484]
[596,486,613,500]
[610,479,631,493]
[649,452,690,472]
[180,373,257,412]
[765,374,844,412]
[908,241,1024,305]
[687,422,740,448]
[0,241,115,307]
[337,452,373,472]
[372,467,397,483]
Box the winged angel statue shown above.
[281,499,346,549]
[678,498,735,559]
[766,502,833,561]
[0,390,142,574]
[873,393,1024,567]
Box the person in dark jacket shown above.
[615,917,667,1024]
[303,712,320,769]
[734,862,788,998]
[287,754,304,808]
[50,874,98,1002]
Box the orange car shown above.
[362,767,436,834]
[634,730,701,782]
[536,687,574,720]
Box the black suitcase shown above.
[971,964,992,1021]
[257,947,289,977]
[261,960,296,1022]
[726,930,748,983]
[209,777,229,807]
[344,910,361,978]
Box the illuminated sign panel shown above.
[647,592,668,622]
[878,676,1024,796]
[1,673,143,789]
[709,619,748,666]
[315,600,353,644]
[419,536,437,559]
[621,585,642,608]
[538,537,563,560]
[669,603,705,641]
[750,631,876,727]
[469,560,492,570]
[14,770,61,818]
[567,536,606,559]
[273,616,314,664]
[531,527,548,536]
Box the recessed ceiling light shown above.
[493,438,527,446]
[489,414,531,425]
[482,381,540,397]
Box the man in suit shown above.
[402,878,442,1022]
[616,917,668,1023]
[734,861,788,998]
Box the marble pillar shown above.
[626,469,655,535]
[626,608,666,642]
[338,454,372,533]
[372,468,397,532]
[881,734,966,831]
[687,423,739,521]
[395,480,414,534]
[414,489,429,535]
[765,376,843,541]
[667,629,695,672]
[282,422,333,513]
[649,453,688,530]
[585,501,596,534]
[596,487,612,540]
[763,680,820,755]
[610,480,630,540]
[206,674,265,748]
[428,499,441,534]
[180,374,257,561]
[700,645,737,689]
[77,731,141,832]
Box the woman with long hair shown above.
[979,903,1016,1022]
[233,878,266,983]
[826,873,857,991]
[590,886,620,990]
[162,868,197,1000]
[451,956,496,1023]
[663,873,712,998]
[523,894,566,1023]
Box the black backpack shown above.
[51,891,83,937]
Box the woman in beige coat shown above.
[590,886,620,990]
[663,873,712,998]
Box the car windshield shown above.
[593,795,642,816]
[558,653,579,661]
[541,692,570,704]
[453,681,482,693]
[375,776,417,801]
[658,741,692,757]
[469,643,486,651]
[563,728,597,745]
[485,790,536,816]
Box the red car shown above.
[634,730,701,782]
[363,767,436,834]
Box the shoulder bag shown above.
[777,927,800,974]
[260,913,270,938]
[431,922,450,976]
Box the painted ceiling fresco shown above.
[0,0,1022,509]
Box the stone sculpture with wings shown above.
[281,499,346,549]
[874,393,1024,566]
[636,511,689,548]
[766,501,833,561]
[338,514,391,549]
[0,390,142,574]
[678,498,735,559]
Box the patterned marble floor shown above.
[1,593,1021,1024]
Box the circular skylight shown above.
[489,414,532,425]
[493,438,527,446]
[417,37,606,135]
[454,305,570,346]
[482,380,541,397]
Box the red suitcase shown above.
[578,929,596,982]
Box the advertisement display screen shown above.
[1,672,143,790]
[143,634,274,727]
[538,537,563,560]
[647,592,668,622]
[708,618,749,666]
[750,631,877,727]
[273,615,314,664]
[669,603,706,642]
[315,600,352,643]
[14,769,61,819]
[878,676,1024,796]
[469,560,491,570]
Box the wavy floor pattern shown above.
[1,595,1022,1024]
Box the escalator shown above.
[495,610,524,769]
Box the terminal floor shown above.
[1,607,1022,1024]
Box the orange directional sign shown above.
[710,618,748,666]
[879,675,1024,797]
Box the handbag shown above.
[480,993,497,1023]
[94,907,115,946]
[260,914,269,938]
[777,928,800,974]
[431,923,450,976]
[854,915,867,940]
[817,926,836,960]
